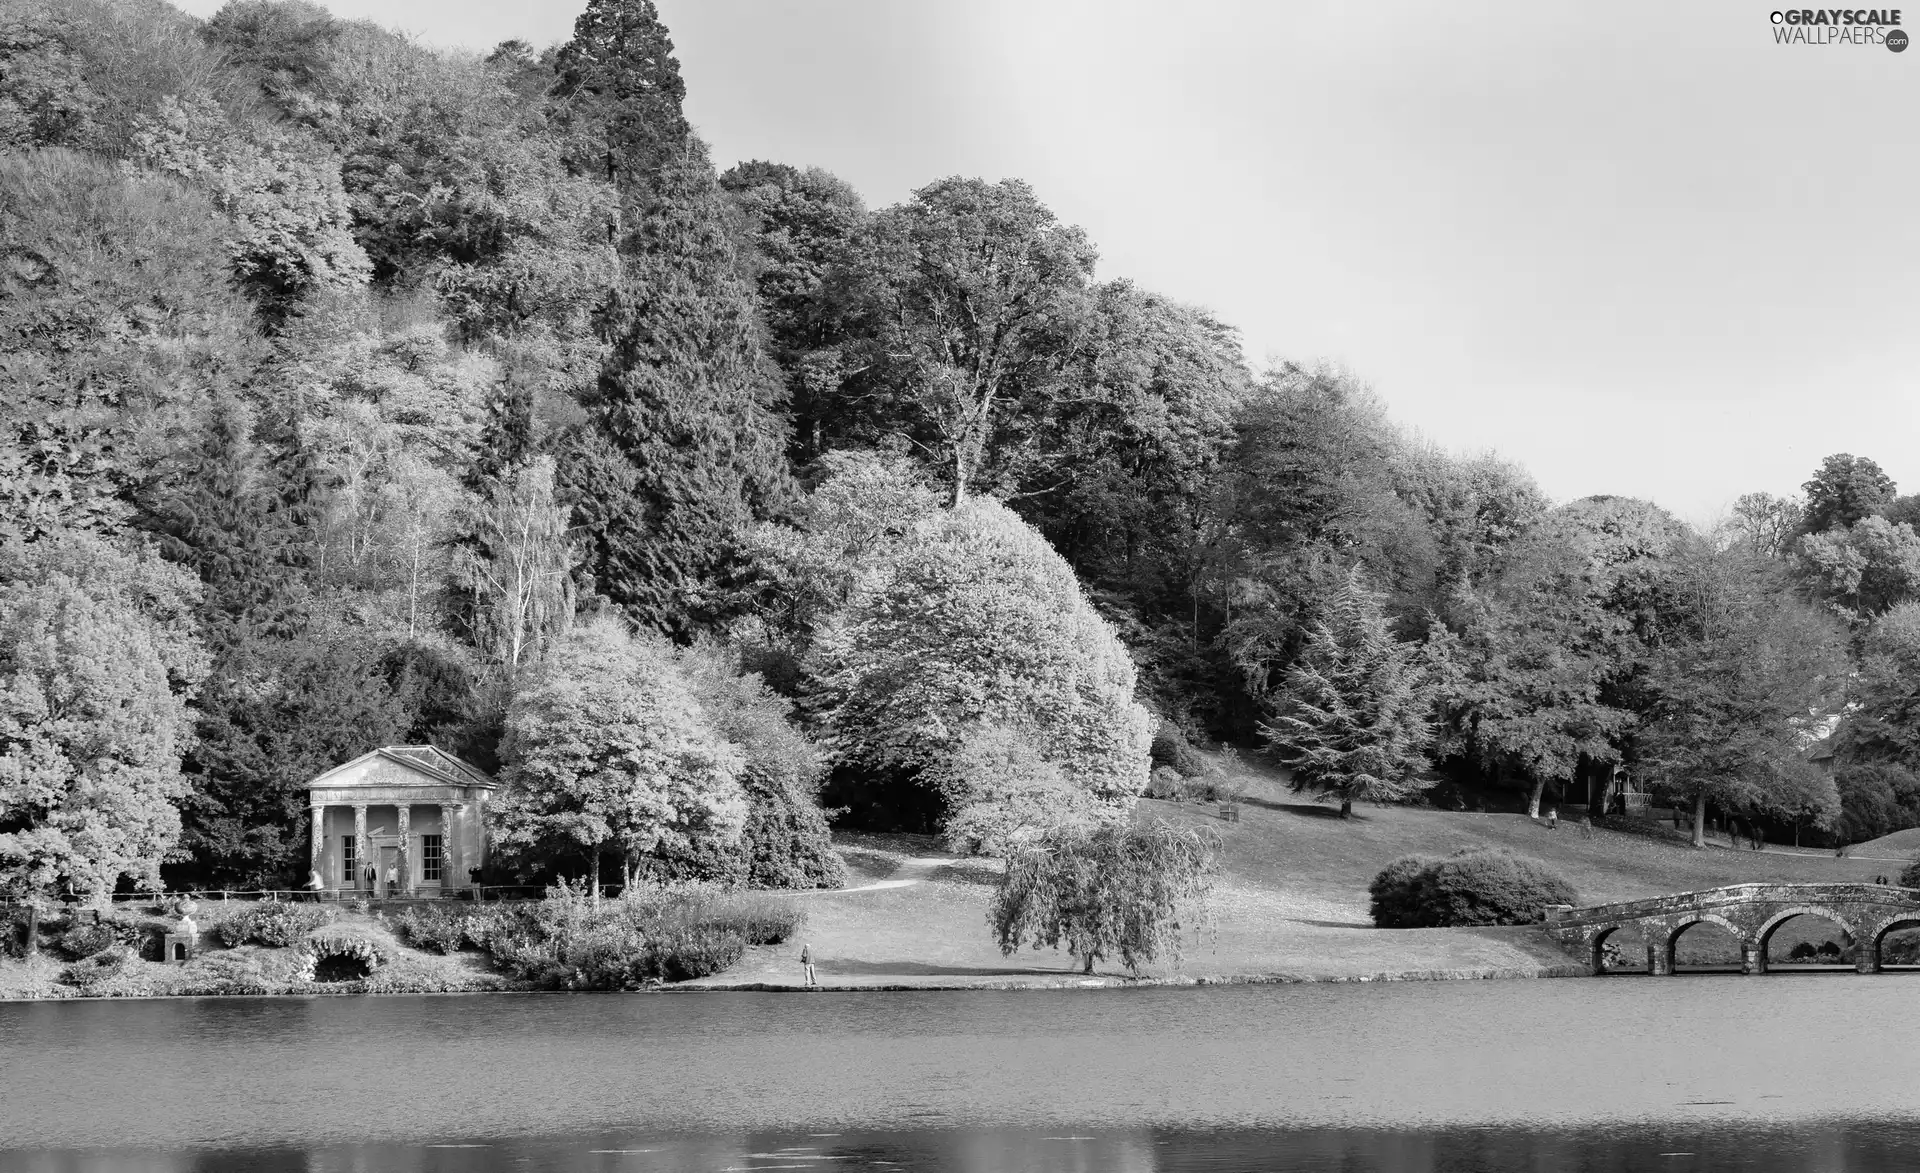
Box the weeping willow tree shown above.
[989,820,1218,976]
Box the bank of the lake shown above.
[5,765,1900,1001]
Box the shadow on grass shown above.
[1296,919,1377,929]
[835,849,902,880]
[822,959,1074,978]
[1236,795,1362,821]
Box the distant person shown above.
[801,942,816,987]
[1547,808,1558,831]
[306,870,324,902]
[385,863,398,894]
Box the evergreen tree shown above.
[550,0,690,196]
[1262,569,1438,818]
[567,144,790,637]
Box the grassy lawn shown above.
[700,755,1907,989]
[10,756,1905,997]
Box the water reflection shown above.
[9,982,1920,1169]
[11,1125,1920,1173]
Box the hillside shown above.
[1149,757,1896,914]
[699,754,1897,989]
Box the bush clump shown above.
[1145,765,1184,800]
[391,905,469,954]
[56,921,118,959]
[61,945,134,988]
[215,902,338,947]
[1899,856,1920,890]
[471,882,801,989]
[1150,721,1208,778]
[1369,848,1577,927]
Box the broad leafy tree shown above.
[0,534,208,902]
[815,497,1154,830]
[1801,453,1896,536]
[1636,539,1845,847]
[493,616,747,894]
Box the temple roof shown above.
[309,746,496,791]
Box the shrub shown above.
[56,921,117,959]
[1368,854,1440,928]
[1145,765,1184,801]
[1150,721,1208,778]
[1900,856,1920,889]
[214,902,337,947]
[1368,848,1576,928]
[391,905,468,954]
[471,882,800,989]
[61,944,133,988]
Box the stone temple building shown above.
[307,746,495,897]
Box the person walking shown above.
[801,942,816,988]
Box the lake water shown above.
[5,977,1920,1171]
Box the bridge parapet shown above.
[1542,883,1920,976]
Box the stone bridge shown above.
[1544,883,1920,975]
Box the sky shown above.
[171,0,1919,523]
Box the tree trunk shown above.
[1691,793,1708,849]
[1339,798,1352,819]
[1527,777,1546,819]
[590,853,601,905]
[1081,952,1094,975]
[23,904,38,956]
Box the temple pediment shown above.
[309,746,496,798]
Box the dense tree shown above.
[0,149,258,542]
[672,643,844,888]
[1431,526,1638,818]
[175,616,409,886]
[0,534,208,902]
[815,497,1153,830]
[1801,454,1896,536]
[1636,539,1845,847]
[549,0,690,196]
[845,177,1097,504]
[1839,602,1920,770]
[567,144,791,637]
[1797,516,1920,625]
[1262,569,1438,819]
[493,617,746,894]
[718,160,870,461]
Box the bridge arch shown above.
[1660,913,1745,973]
[1756,906,1856,968]
[1871,917,1920,969]
[1591,924,1639,973]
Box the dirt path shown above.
[807,855,951,894]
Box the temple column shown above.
[353,804,369,891]
[447,803,467,892]
[397,805,412,897]
[309,803,325,888]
